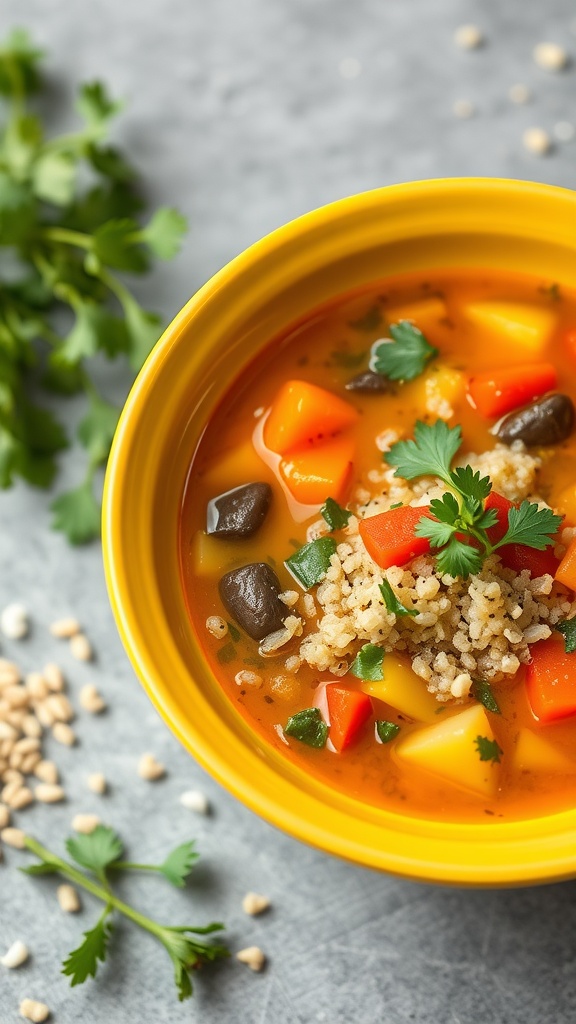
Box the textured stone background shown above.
[1,1,576,1021]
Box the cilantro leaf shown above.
[556,618,576,653]
[428,492,460,525]
[77,395,120,465]
[75,81,122,131]
[320,497,351,531]
[350,643,384,681]
[379,579,417,617]
[369,320,438,381]
[0,172,37,243]
[385,419,462,485]
[62,911,113,986]
[124,301,163,371]
[32,150,77,206]
[496,501,563,551]
[59,301,128,363]
[471,679,501,714]
[285,536,337,589]
[450,465,492,503]
[139,207,188,260]
[158,842,199,888]
[414,515,456,548]
[0,29,43,96]
[284,707,328,748]
[434,536,484,578]
[50,480,101,544]
[86,144,135,182]
[474,735,503,763]
[66,825,123,872]
[376,720,400,743]
[92,218,149,273]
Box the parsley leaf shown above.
[376,720,400,743]
[158,842,199,888]
[50,479,102,545]
[285,536,337,589]
[320,497,351,531]
[350,643,384,681]
[385,419,461,485]
[556,618,576,653]
[415,516,456,548]
[471,679,501,714]
[434,536,484,578]
[284,707,328,748]
[77,395,120,465]
[450,465,492,503]
[496,501,563,551]
[370,320,438,381]
[62,910,113,986]
[139,208,188,260]
[379,579,417,617]
[66,825,123,873]
[474,735,503,763]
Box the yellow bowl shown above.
[103,178,576,887]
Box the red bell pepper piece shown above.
[359,505,431,569]
[326,684,373,752]
[526,632,576,724]
[484,491,561,577]
[467,363,557,419]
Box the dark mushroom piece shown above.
[206,482,272,539]
[495,393,575,447]
[345,370,392,393]
[218,563,286,641]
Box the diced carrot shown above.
[564,328,576,363]
[556,537,576,591]
[359,505,431,569]
[279,435,354,505]
[485,491,561,577]
[467,362,557,419]
[526,632,576,724]
[264,380,359,455]
[326,684,373,752]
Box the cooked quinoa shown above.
[286,443,576,701]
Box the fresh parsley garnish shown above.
[379,579,418,618]
[284,707,328,748]
[285,536,337,588]
[21,826,227,1001]
[349,643,385,681]
[321,497,352,531]
[0,30,187,542]
[385,420,562,579]
[375,720,400,743]
[471,680,501,715]
[474,736,503,763]
[556,618,576,653]
[369,320,438,382]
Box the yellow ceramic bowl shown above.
[103,178,576,887]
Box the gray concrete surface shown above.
[1,1,576,1021]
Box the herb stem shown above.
[41,226,93,251]
[111,861,162,874]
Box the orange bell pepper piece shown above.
[279,435,354,505]
[264,379,358,455]
[526,632,576,724]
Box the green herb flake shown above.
[349,305,382,332]
[216,643,236,665]
[349,643,384,681]
[370,320,438,382]
[474,735,503,763]
[376,720,400,743]
[556,618,576,653]
[284,707,328,748]
[227,622,241,643]
[471,680,501,715]
[321,497,352,531]
[285,536,337,589]
[330,348,366,368]
[379,579,418,618]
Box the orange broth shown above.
[179,268,576,823]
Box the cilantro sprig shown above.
[474,735,503,763]
[0,30,187,542]
[369,320,438,382]
[21,825,227,1001]
[385,420,562,579]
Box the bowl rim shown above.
[103,177,576,887]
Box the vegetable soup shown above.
[179,268,576,824]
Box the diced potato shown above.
[407,364,465,421]
[513,728,575,774]
[200,440,267,495]
[192,530,236,576]
[359,654,439,723]
[556,483,576,527]
[385,296,447,337]
[393,704,500,797]
[463,301,556,356]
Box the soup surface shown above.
[180,268,576,823]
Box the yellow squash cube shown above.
[393,704,500,798]
[359,654,439,723]
[513,728,575,774]
[463,301,556,356]
[385,296,447,338]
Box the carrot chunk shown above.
[526,632,576,724]
[485,491,561,577]
[467,362,557,419]
[326,684,373,752]
[279,435,354,505]
[359,505,431,569]
[555,537,576,591]
[264,379,359,455]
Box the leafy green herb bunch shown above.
[0,29,187,541]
